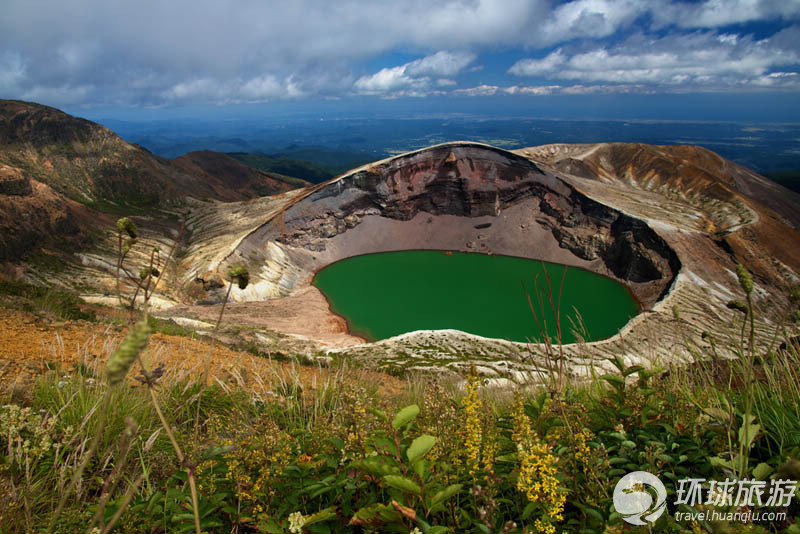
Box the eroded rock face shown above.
[0,179,93,261]
[0,164,32,196]
[220,143,680,308]
[348,146,546,219]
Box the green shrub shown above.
[0,279,96,321]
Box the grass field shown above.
[1,256,799,532]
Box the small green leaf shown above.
[522,502,536,519]
[601,374,625,386]
[738,415,760,449]
[392,405,420,430]
[710,456,733,470]
[303,507,337,526]
[308,486,335,499]
[583,507,604,523]
[261,524,283,534]
[431,484,463,507]
[383,475,422,495]
[413,458,426,478]
[350,457,400,477]
[350,503,401,526]
[407,434,437,464]
[752,462,774,481]
[623,365,644,377]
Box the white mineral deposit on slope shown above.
[23,140,800,383]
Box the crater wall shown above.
[208,143,680,309]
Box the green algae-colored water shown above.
[312,250,639,343]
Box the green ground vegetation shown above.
[0,279,96,322]
[1,305,798,533]
[0,224,799,532]
[228,153,335,184]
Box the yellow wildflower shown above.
[463,368,483,480]
[512,394,565,532]
[573,428,594,469]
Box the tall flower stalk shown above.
[735,263,756,479]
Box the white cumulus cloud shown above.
[509,27,800,89]
[530,0,651,46]
[452,84,500,96]
[354,51,476,96]
[1,0,799,106]
[652,0,800,29]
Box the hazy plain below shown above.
[95,114,800,192]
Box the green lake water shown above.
[312,250,639,343]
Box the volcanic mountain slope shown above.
[196,143,680,307]
[521,143,800,231]
[0,162,99,262]
[157,141,799,379]
[0,100,304,205]
[0,100,307,262]
[517,143,800,305]
[171,150,310,200]
[2,104,799,380]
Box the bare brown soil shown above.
[0,178,100,261]
[162,286,366,348]
[0,308,405,400]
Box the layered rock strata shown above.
[192,143,680,312]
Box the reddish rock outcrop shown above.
[0,179,96,261]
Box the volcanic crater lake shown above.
[313,250,639,343]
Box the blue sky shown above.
[2,0,800,120]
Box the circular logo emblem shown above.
[613,471,667,525]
